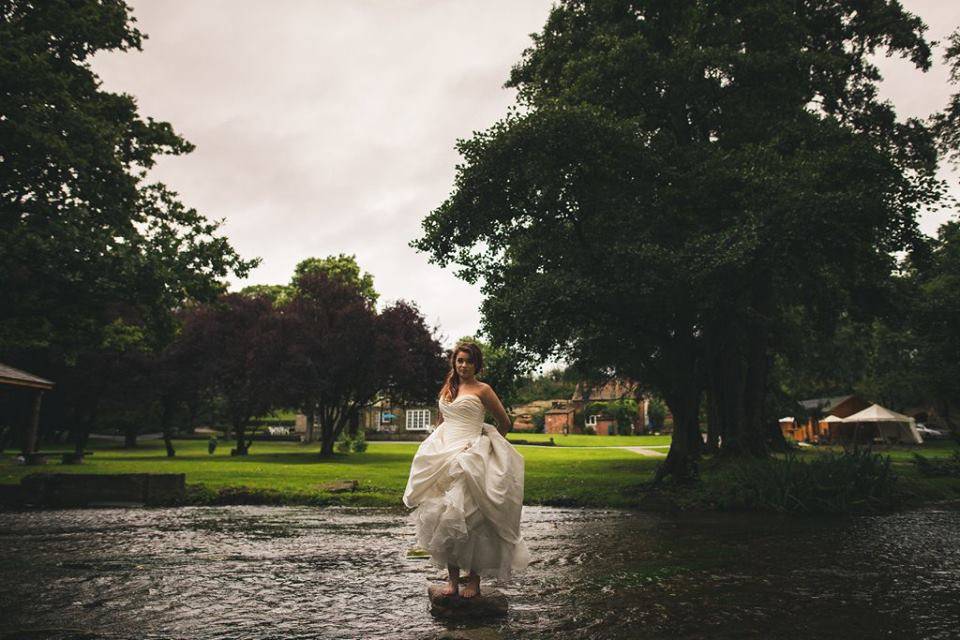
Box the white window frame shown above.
[405,409,432,432]
[586,414,599,427]
[379,410,395,425]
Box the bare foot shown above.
[441,580,458,597]
[460,576,481,598]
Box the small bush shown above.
[912,449,960,477]
[709,450,898,514]
[351,430,368,453]
[335,431,368,454]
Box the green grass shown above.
[0,438,659,508]
[5,438,955,513]
[507,433,671,447]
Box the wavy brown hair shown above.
[439,341,484,401]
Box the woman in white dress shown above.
[403,341,529,598]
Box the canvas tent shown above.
[841,404,923,445]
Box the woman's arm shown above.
[479,384,512,436]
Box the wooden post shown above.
[24,390,43,455]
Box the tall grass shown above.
[709,450,898,514]
[912,449,960,477]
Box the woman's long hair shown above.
[439,341,484,401]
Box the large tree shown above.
[910,222,960,431]
[414,0,939,480]
[174,294,282,455]
[0,1,256,448]
[282,272,444,457]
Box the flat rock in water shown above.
[428,584,508,619]
[436,628,502,640]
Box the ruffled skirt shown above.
[403,423,529,579]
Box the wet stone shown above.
[436,628,502,640]
[428,584,508,619]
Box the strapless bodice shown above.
[439,393,485,432]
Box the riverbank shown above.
[0,438,661,509]
[1,438,958,512]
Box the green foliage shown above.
[514,367,578,404]
[912,449,960,478]
[0,0,256,354]
[531,410,546,434]
[587,399,639,435]
[709,451,898,514]
[412,0,940,469]
[648,398,667,431]
[933,28,960,165]
[335,430,368,454]
[909,222,960,425]
[292,255,378,305]
[239,284,292,305]
[351,429,368,453]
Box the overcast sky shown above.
[92,0,960,354]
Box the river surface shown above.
[0,505,958,640]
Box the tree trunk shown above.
[305,407,315,443]
[123,425,138,448]
[73,401,99,457]
[705,389,721,454]
[655,388,701,484]
[739,280,774,456]
[348,408,359,438]
[160,397,176,458]
[652,332,703,484]
[233,417,249,455]
[24,391,43,455]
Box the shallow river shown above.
[0,505,958,640]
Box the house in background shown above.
[572,378,649,435]
[360,398,437,436]
[544,402,575,434]
[294,398,437,441]
[510,399,555,432]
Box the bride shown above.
[403,341,529,598]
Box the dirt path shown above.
[621,446,667,457]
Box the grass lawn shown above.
[0,438,660,509]
[3,438,955,512]
[507,433,671,447]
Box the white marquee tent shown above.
[841,404,923,444]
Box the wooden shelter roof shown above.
[0,362,54,390]
[798,395,857,414]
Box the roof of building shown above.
[0,362,55,390]
[572,378,640,402]
[797,395,858,414]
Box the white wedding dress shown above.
[403,393,530,579]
